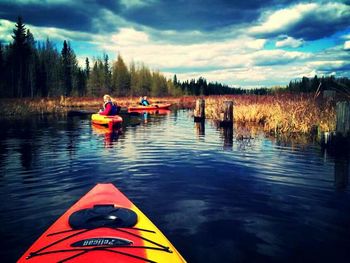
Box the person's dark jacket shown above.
[99,102,119,115]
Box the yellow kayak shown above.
[91,114,123,129]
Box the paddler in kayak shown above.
[141,96,150,106]
[99,94,120,115]
[138,96,143,105]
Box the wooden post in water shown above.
[321,101,350,152]
[220,101,234,127]
[336,101,350,137]
[194,99,205,122]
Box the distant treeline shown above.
[238,75,350,96]
[174,76,245,96]
[0,17,241,98]
[0,17,179,98]
[285,76,350,97]
[0,17,349,98]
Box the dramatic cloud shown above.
[120,0,156,9]
[275,36,304,48]
[0,1,94,32]
[120,0,270,31]
[252,50,311,66]
[249,2,350,40]
[345,41,350,50]
[0,0,349,88]
[0,18,94,43]
[308,45,350,76]
[0,19,13,42]
[344,34,350,50]
[310,60,350,75]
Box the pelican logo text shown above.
[71,238,132,247]
[83,238,114,246]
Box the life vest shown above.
[142,100,150,106]
[104,101,118,115]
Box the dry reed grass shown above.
[0,94,335,135]
[205,94,336,134]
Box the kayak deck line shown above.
[28,247,160,263]
[47,226,157,237]
[19,184,186,262]
[26,221,172,263]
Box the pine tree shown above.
[129,61,138,96]
[11,16,30,97]
[137,64,152,96]
[26,29,37,97]
[61,40,71,96]
[87,58,104,96]
[61,40,77,96]
[103,54,111,93]
[87,61,98,96]
[173,74,178,85]
[41,38,61,96]
[112,54,130,96]
[151,71,168,97]
[97,59,106,94]
[85,57,90,78]
[76,68,86,96]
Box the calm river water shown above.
[0,109,350,263]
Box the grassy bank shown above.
[205,94,336,134]
[0,94,335,134]
[0,96,194,116]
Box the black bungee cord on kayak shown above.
[26,205,172,262]
[69,204,138,229]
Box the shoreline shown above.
[0,95,336,135]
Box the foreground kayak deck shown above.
[18,184,186,263]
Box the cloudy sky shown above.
[0,0,349,88]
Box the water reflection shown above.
[217,123,256,151]
[5,118,39,170]
[222,126,233,150]
[334,157,349,190]
[1,110,350,263]
[128,109,171,124]
[19,141,36,170]
[66,116,80,157]
[91,124,122,148]
[195,121,205,138]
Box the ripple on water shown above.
[0,110,350,263]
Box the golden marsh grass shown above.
[0,94,335,134]
[205,94,336,134]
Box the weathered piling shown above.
[321,101,350,152]
[220,101,234,127]
[194,99,205,122]
[336,101,350,137]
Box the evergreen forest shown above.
[0,17,349,98]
